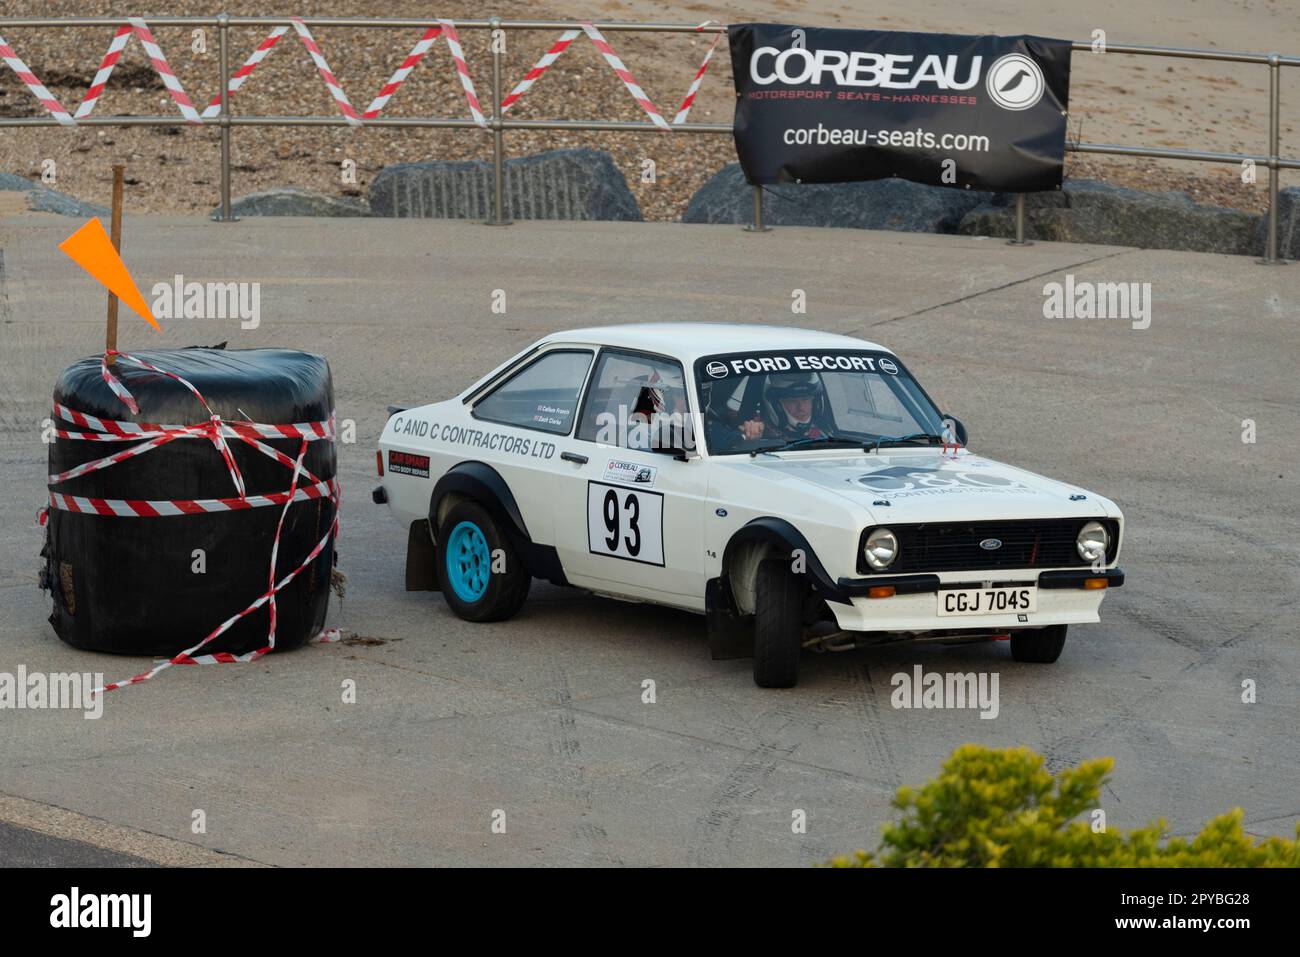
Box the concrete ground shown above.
[0,213,1296,866]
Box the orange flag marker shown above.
[58,217,160,331]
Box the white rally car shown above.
[374,324,1124,687]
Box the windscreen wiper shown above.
[863,432,946,453]
[749,434,865,457]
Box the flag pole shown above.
[105,164,125,365]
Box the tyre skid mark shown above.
[688,702,800,866]
[847,660,904,790]
[542,665,621,865]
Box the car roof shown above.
[539,323,893,364]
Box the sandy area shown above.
[0,0,1294,218]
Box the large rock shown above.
[682,163,997,232]
[0,172,108,217]
[0,172,37,193]
[211,186,371,219]
[1258,185,1300,260]
[26,189,110,218]
[368,148,642,221]
[958,179,1263,256]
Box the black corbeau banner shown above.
[729,24,1072,192]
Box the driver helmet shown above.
[762,371,827,434]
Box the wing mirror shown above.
[650,412,703,460]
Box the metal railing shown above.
[1,16,1297,261]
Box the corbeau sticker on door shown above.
[587,481,665,566]
[603,458,658,488]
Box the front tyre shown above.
[1010,624,1067,663]
[436,501,530,622]
[752,559,804,688]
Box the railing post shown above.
[1007,193,1031,245]
[744,183,770,232]
[216,13,236,222]
[1261,53,1286,263]
[486,17,511,226]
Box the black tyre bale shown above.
[43,348,337,657]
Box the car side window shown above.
[576,351,690,451]
[473,350,593,435]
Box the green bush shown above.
[827,744,1300,867]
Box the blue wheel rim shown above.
[446,521,491,602]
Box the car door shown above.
[466,347,596,553]
[551,348,707,610]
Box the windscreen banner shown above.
[728,23,1072,192]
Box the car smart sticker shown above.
[587,481,665,566]
[388,450,431,478]
[602,458,658,488]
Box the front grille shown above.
[859,519,1119,574]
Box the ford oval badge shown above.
[979,538,1002,551]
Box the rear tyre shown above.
[1010,624,1067,663]
[752,559,804,688]
[436,501,530,623]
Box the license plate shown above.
[937,586,1037,617]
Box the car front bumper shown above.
[823,568,1123,633]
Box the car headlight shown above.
[1076,521,1109,563]
[864,527,899,570]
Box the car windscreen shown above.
[694,350,945,455]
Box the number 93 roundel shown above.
[587,481,665,566]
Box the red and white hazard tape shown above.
[201,25,289,119]
[362,26,443,119]
[46,478,336,519]
[287,17,362,127]
[0,34,73,125]
[5,19,199,123]
[672,23,725,125]
[53,400,334,442]
[436,18,486,128]
[38,351,342,694]
[5,16,714,131]
[500,20,723,128]
[175,628,342,667]
[1,17,362,127]
[129,17,201,123]
[360,21,485,127]
[100,349,249,493]
[579,21,669,130]
[499,28,580,114]
[75,25,133,120]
